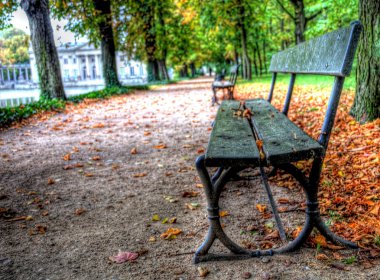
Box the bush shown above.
[0,98,66,127]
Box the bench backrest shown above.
[266,21,362,150]
[269,21,361,76]
[229,64,239,85]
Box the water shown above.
[0,86,104,107]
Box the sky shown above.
[10,8,86,45]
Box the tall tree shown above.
[236,0,252,80]
[21,0,66,99]
[275,0,323,44]
[351,0,379,122]
[52,0,121,87]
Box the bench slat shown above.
[269,22,361,76]
[205,101,260,167]
[246,99,324,165]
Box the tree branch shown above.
[306,9,323,23]
[275,0,295,20]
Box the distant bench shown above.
[211,64,239,106]
[194,21,362,263]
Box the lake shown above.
[0,86,104,107]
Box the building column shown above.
[7,68,10,81]
[19,67,24,80]
[98,55,102,78]
[13,67,16,81]
[25,67,29,81]
[94,55,99,79]
[0,67,4,83]
[85,55,90,80]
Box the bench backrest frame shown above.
[266,21,362,151]
[228,64,239,85]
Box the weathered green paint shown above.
[269,22,362,76]
[205,101,260,167]
[246,99,324,165]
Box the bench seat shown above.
[205,99,324,167]
[212,81,234,88]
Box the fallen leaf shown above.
[197,148,205,154]
[130,147,138,154]
[186,202,200,210]
[133,173,147,178]
[182,191,199,198]
[153,144,167,149]
[84,173,94,177]
[109,251,139,264]
[92,123,105,128]
[36,224,47,234]
[196,184,204,188]
[152,214,160,222]
[256,204,267,213]
[219,210,229,217]
[63,153,71,161]
[197,266,209,277]
[316,253,329,261]
[47,178,55,185]
[161,217,168,224]
[75,208,86,216]
[92,156,101,161]
[160,228,182,240]
[148,236,156,242]
[169,217,177,224]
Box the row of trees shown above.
[0,28,29,64]
[0,0,378,121]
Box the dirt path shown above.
[0,78,378,280]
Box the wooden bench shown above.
[194,22,362,263]
[211,64,239,106]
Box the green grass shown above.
[237,73,356,90]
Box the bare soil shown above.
[0,78,378,280]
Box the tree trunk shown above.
[157,6,170,81]
[142,5,160,82]
[237,0,251,80]
[351,1,380,122]
[180,63,188,78]
[21,0,65,100]
[252,46,258,76]
[255,41,263,76]
[93,0,120,88]
[158,59,169,80]
[190,62,196,77]
[263,38,268,74]
[293,0,306,44]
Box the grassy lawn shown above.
[237,73,356,90]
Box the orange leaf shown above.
[160,228,182,240]
[153,144,167,149]
[130,147,138,154]
[219,210,229,217]
[47,178,55,185]
[133,173,147,178]
[256,204,267,213]
[92,123,105,128]
[92,156,101,161]
[63,153,71,161]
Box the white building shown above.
[29,42,147,86]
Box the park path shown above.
[0,77,378,280]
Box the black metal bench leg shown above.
[277,161,358,249]
[194,155,254,263]
[212,87,219,106]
